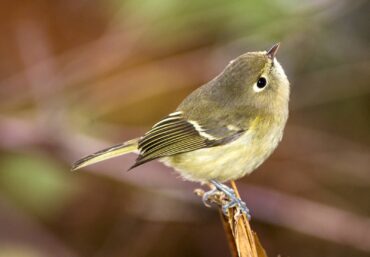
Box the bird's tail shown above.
[71,138,139,171]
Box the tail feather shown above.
[72,138,139,171]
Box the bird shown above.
[72,43,290,217]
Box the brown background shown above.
[0,1,369,256]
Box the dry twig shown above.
[196,181,267,257]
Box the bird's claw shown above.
[201,180,251,220]
[221,196,251,220]
[202,187,225,208]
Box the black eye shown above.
[257,77,267,88]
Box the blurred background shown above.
[0,0,369,256]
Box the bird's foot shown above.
[221,195,250,220]
[201,186,224,208]
[210,180,251,220]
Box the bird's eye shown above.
[253,77,267,92]
[257,77,267,88]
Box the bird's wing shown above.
[130,111,245,169]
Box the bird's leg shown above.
[210,180,251,219]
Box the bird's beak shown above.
[266,43,280,59]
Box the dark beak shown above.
[266,43,280,59]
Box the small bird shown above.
[72,43,290,217]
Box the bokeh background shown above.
[0,0,369,256]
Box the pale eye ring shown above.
[253,77,267,92]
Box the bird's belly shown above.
[161,127,283,182]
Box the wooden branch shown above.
[196,180,267,257]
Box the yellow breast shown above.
[161,114,288,182]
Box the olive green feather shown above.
[130,113,245,169]
[71,139,138,171]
